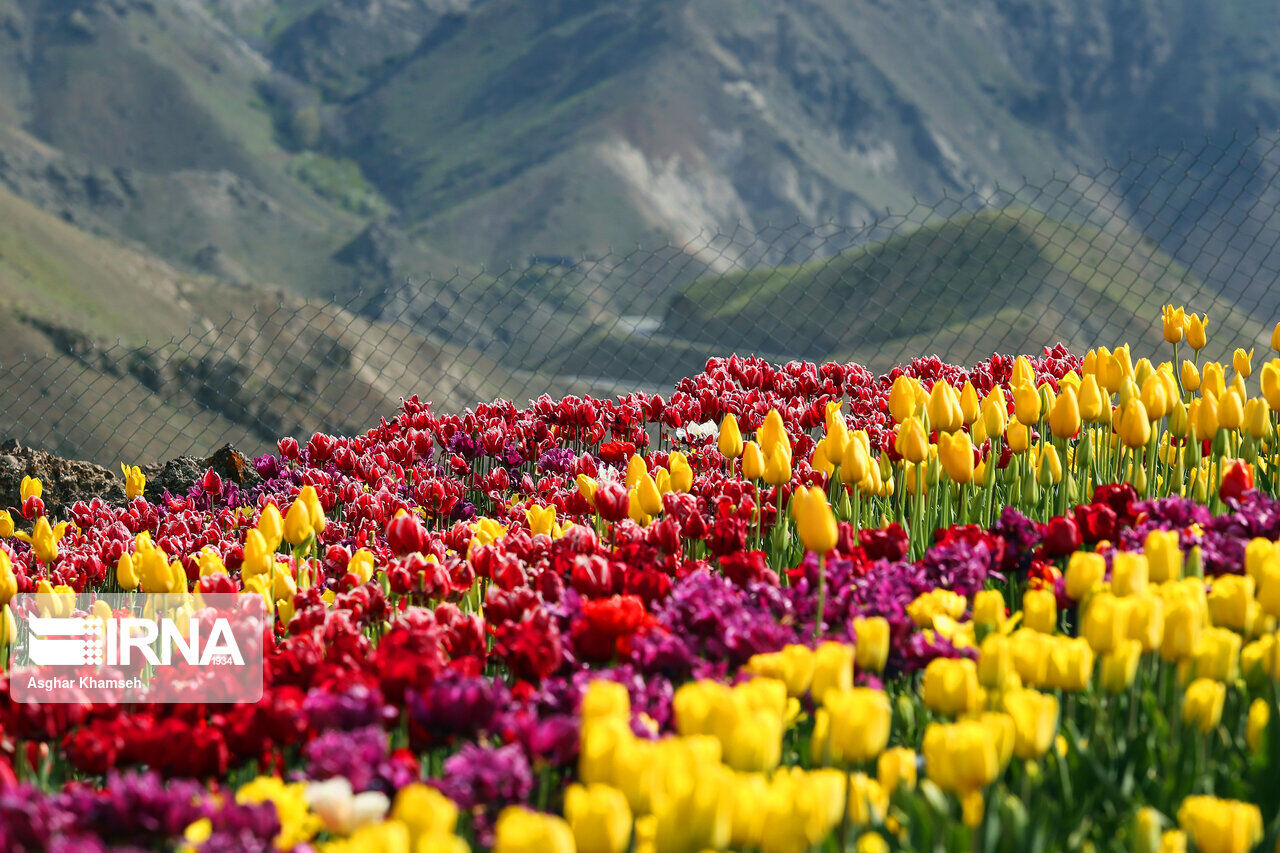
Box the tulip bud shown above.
[258,504,284,552]
[1162,305,1186,343]
[1003,688,1059,758]
[1234,347,1254,379]
[1013,382,1041,425]
[741,441,765,480]
[1116,399,1152,448]
[1037,444,1062,486]
[938,432,974,484]
[19,476,41,503]
[565,783,632,853]
[283,498,314,547]
[1023,588,1057,633]
[1064,551,1106,601]
[1048,386,1081,438]
[927,381,963,433]
[877,747,917,793]
[792,486,837,554]
[852,616,890,672]
[894,417,929,464]
[922,658,983,716]
[762,448,792,486]
[840,432,872,484]
[1181,678,1225,733]
[1218,387,1244,431]
[959,381,981,426]
[718,413,744,459]
[888,376,918,422]
[1185,314,1208,351]
[0,552,15,607]
[982,388,1008,436]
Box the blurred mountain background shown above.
[1,0,1279,460]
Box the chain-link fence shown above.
[6,131,1280,466]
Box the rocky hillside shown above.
[0,182,530,463]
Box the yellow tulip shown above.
[258,503,284,552]
[877,746,917,793]
[922,717,1011,794]
[625,455,647,489]
[1218,387,1244,431]
[1140,375,1169,419]
[1247,699,1269,754]
[894,417,929,465]
[1012,355,1035,388]
[921,657,984,716]
[493,806,575,853]
[718,414,743,459]
[1048,386,1081,438]
[819,687,892,763]
[636,473,663,516]
[810,641,856,703]
[1046,637,1094,691]
[121,464,146,500]
[0,510,12,539]
[391,783,459,845]
[741,441,765,480]
[1002,688,1059,758]
[840,432,873,484]
[1098,639,1142,693]
[762,448,792,486]
[1162,305,1186,343]
[282,498,313,547]
[1181,679,1226,733]
[937,431,974,484]
[1177,795,1262,853]
[19,475,41,503]
[852,616,890,672]
[1082,591,1130,653]
[758,409,787,455]
[197,548,227,578]
[299,485,326,535]
[526,504,557,538]
[1112,551,1149,596]
[927,381,963,433]
[0,551,15,607]
[982,388,1009,436]
[1073,374,1103,424]
[1116,399,1152,448]
[1182,360,1201,392]
[1064,551,1105,601]
[565,784,632,853]
[959,381,981,425]
[1186,314,1208,351]
[1013,382,1041,425]
[1037,444,1063,486]
[1243,397,1268,440]
[664,451,691,493]
[888,376,918,422]
[1023,588,1057,633]
[1233,347,1254,379]
[1146,529,1185,584]
[1202,362,1226,398]
[791,486,837,554]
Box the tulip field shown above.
[4,307,1280,851]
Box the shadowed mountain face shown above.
[0,0,1276,463]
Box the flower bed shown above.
[0,310,1278,852]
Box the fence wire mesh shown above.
[6,131,1280,465]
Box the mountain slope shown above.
[0,182,529,464]
[322,0,1280,270]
